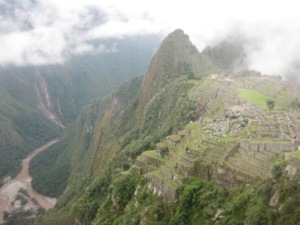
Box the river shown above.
[0,139,59,224]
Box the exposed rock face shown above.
[269,192,279,207]
[284,158,300,182]
[35,67,64,127]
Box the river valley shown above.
[0,140,58,224]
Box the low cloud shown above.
[203,22,300,79]
[1,0,300,79]
[0,27,66,65]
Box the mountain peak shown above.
[138,29,200,106]
[168,28,185,36]
[159,28,198,58]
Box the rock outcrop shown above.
[284,158,300,182]
[35,67,64,127]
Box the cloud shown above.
[0,27,66,65]
[0,0,300,79]
[226,21,300,78]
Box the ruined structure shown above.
[129,74,300,202]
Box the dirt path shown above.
[0,139,59,223]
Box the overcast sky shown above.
[1,0,300,78]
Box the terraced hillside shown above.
[33,30,300,225]
[129,73,300,202]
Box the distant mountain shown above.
[202,39,247,71]
[0,35,161,182]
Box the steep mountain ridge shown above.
[139,29,216,108]
[30,29,212,192]
[19,30,300,225]
[139,29,196,104]
[29,30,219,224]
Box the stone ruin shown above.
[129,107,300,202]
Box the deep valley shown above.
[1,29,300,225]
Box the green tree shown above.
[290,98,300,110]
[267,99,275,111]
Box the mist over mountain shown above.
[1,0,300,79]
[0,34,160,186]
[1,0,300,224]
[202,40,246,71]
[19,29,300,225]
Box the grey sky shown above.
[1,0,300,78]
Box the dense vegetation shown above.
[31,73,206,224]
[69,167,300,225]
[32,30,300,225]
[29,73,201,199]
[0,35,160,182]
[36,168,300,225]
[29,76,144,197]
[0,85,61,180]
[3,210,35,225]
[30,139,71,197]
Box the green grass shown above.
[238,89,281,110]
[142,150,167,161]
[286,151,300,160]
[187,79,198,85]
[293,151,300,159]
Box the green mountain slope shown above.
[31,30,300,225]
[0,35,160,182]
[0,76,61,181]
[31,29,218,224]
[0,35,160,125]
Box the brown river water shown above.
[0,139,58,224]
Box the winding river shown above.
[0,139,58,223]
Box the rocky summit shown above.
[138,29,215,109]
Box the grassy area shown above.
[187,79,198,85]
[285,151,300,160]
[284,151,300,160]
[238,89,282,110]
[142,150,167,161]
[293,151,300,159]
